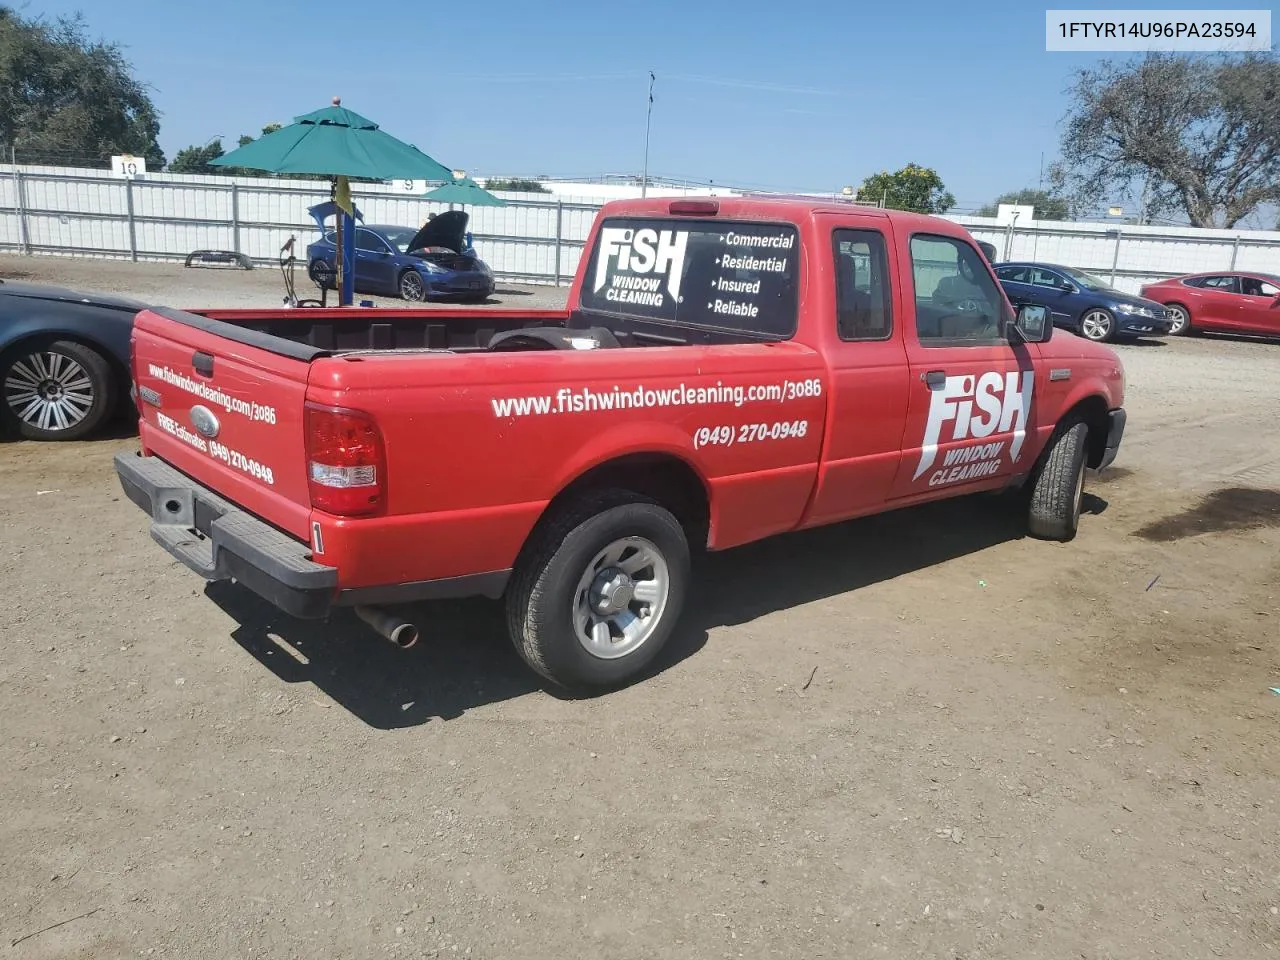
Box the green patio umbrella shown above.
[211,98,454,304]
[422,176,508,208]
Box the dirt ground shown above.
[2,255,1279,960]
[0,253,569,310]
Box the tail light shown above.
[304,402,387,516]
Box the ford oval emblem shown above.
[190,405,220,439]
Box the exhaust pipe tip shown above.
[389,622,419,649]
[355,605,420,650]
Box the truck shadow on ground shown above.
[208,492,1096,729]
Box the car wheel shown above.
[1027,420,1089,541]
[308,259,335,289]
[1,339,116,441]
[398,270,428,302]
[1166,303,1192,336]
[1079,308,1115,342]
[506,489,690,693]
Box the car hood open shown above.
[406,210,469,254]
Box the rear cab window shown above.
[578,218,799,339]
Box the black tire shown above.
[1027,420,1089,541]
[308,259,335,289]
[398,270,428,302]
[1165,303,1193,336]
[1,339,116,441]
[505,489,691,692]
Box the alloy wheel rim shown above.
[4,351,95,432]
[401,273,425,300]
[1168,306,1188,333]
[572,536,670,660]
[1081,310,1111,340]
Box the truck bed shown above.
[191,306,572,354]
[171,304,784,360]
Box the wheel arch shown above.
[521,451,712,563]
[1060,393,1112,469]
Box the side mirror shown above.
[1011,303,1052,343]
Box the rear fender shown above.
[538,421,713,538]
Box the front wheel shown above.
[1165,303,1192,336]
[1079,308,1115,343]
[398,270,428,302]
[1,339,116,441]
[506,490,690,692]
[1028,421,1089,541]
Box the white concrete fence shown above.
[2,164,1278,295]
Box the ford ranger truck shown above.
[115,197,1126,692]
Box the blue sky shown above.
[31,0,1126,208]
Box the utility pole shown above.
[641,71,655,198]
[1038,151,1044,192]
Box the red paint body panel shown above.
[1141,273,1280,337]
[125,197,1126,601]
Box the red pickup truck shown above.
[115,197,1126,691]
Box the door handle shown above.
[192,351,214,378]
[922,370,946,388]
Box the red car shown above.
[1140,272,1280,338]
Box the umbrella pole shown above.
[334,207,345,305]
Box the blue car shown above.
[993,261,1173,343]
[306,210,496,303]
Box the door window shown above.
[1029,267,1072,290]
[995,265,1032,283]
[1241,276,1280,297]
[356,230,389,253]
[832,229,893,341]
[910,234,1008,344]
[1200,275,1241,294]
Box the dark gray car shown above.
[0,278,145,440]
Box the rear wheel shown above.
[398,270,428,302]
[1,339,116,441]
[1027,420,1089,541]
[506,490,690,692]
[1079,308,1115,343]
[1166,303,1192,336]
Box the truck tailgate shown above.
[130,308,318,541]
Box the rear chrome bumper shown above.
[114,451,337,618]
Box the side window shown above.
[1201,275,1240,293]
[356,230,388,252]
[323,230,337,245]
[1242,277,1279,297]
[910,234,1007,344]
[832,229,892,341]
[996,265,1032,283]
[1030,267,1070,290]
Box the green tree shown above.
[976,188,1071,220]
[483,177,550,193]
[168,139,225,174]
[0,7,164,167]
[857,163,954,214]
[1054,52,1280,228]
